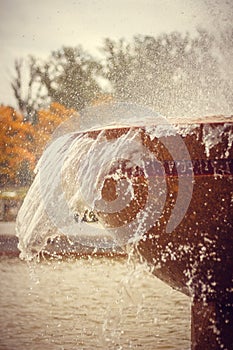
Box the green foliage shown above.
[35,46,102,110]
[11,46,102,117]
[101,29,233,117]
[11,29,233,118]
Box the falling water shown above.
[16,103,166,259]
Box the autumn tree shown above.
[0,105,35,186]
[33,102,77,159]
[0,103,77,186]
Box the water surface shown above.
[0,256,190,349]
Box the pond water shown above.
[0,256,190,350]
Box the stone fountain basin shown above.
[79,117,233,302]
[79,116,232,349]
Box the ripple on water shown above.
[0,256,190,350]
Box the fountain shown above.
[16,102,233,349]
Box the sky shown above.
[0,0,232,107]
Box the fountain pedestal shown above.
[89,118,233,349]
[191,298,233,349]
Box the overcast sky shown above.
[0,0,232,107]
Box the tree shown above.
[101,30,233,117]
[12,46,103,119]
[100,38,135,101]
[11,30,233,120]
[0,103,77,186]
[40,46,102,110]
[0,105,35,186]
[11,57,48,123]
[32,102,77,159]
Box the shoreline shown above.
[0,222,127,259]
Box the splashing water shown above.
[16,103,185,258]
[195,0,233,115]
[16,103,168,259]
[16,102,232,262]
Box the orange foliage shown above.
[0,103,78,186]
[0,105,35,185]
[91,93,113,106]
[33,102,77,157]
